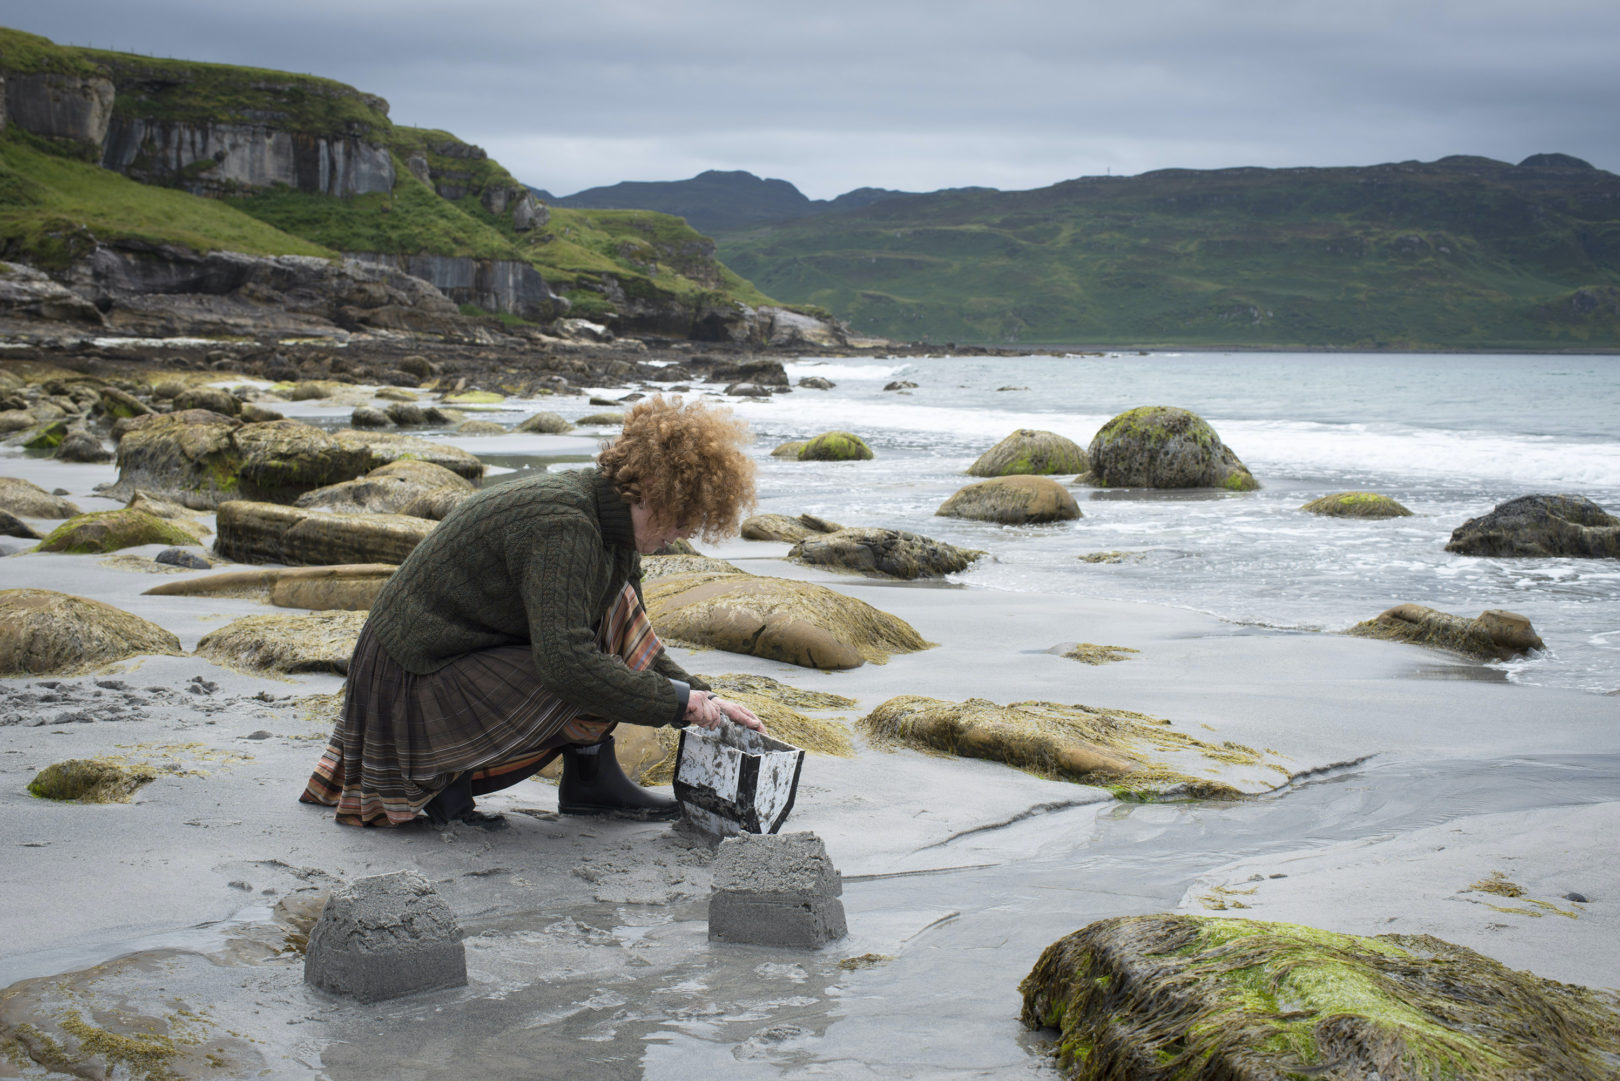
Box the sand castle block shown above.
[709,831,847,948]
[304,870,466,1002]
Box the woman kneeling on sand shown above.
[300,396,764,828]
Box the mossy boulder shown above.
[789,527,985,579]
[214,500,438,566]
[936,475,1081,524]
[18,419,69,450]
[1445,494,1620,558]
[1347,604,1544,661]
[0,589,183,676]
[330,430,485,481]
[771,440,808,458]
[29,759,158,803]
[967,429,1088,478]
[799,431,873,461]
[36,508,206,554]
[0,476,81,518]
[1084,406,1258,490]
[293,459,475,515]
[1020,914,1620,1081]
[94,386,152,421]
[351,406,392,428]
[171,385,241,415]
[642,569,931,669]
[740,512,843,543]
[144,564,396,611]
[516,411,574,434]
[195,610,368,674]
[1301,491,1412,518]
[859,695,1256,797]
[55,428,112,463]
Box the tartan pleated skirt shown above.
[300,583,663,827]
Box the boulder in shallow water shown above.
[516,411,573,434]
[1084,406,1258,490]
[936,475,1081,524]
[1347,603,1544,661]
[1301,491,1413,518]
[0,476,81,519]
[1020,914,1620,1081]
[0,589,183,675]
[798,431,873,461]
[1,509,41,540]
[195,609,367,673]
[1445,493,1620,558]
[967,429,1088,478]
[789,527,985,579]
[36,508,206,554]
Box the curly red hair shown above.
[597,396,756,540]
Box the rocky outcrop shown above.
[329,430,483,481]
[0,476,82,519]
[103,119,394,196]
[3,72,116,146]
[144,564,396,611]
[1301,491,1412,518]
[0,588,183,676]
[346,252,568,323]
[195,610,367,674]
[1084,406,1259,490]
[740,513,843,543]
[1445,494,1620,558]
[967,429,1087,478]
[799,431,873,461]
[789,527,985,579]
[936,475,1081,524]
[293,460,475,516]
[0,261,105,325]
[215,500,438,566]
[1347,604,1545,661]
[1021,915,1620,1081]
[515,411,573,434]
[36,508,206,554]
[642,568,931,669]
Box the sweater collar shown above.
[591,470,636,550]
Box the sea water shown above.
[487,351,1620,696]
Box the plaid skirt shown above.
[300,583,664,827]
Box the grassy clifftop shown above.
[716,156,1620,349]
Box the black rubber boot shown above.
[424,772,508,830]
[558,736,679,819]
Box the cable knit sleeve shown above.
[629,554,711,693]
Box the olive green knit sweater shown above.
[365,468,706,727]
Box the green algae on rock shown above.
[859,696,1265,797]
[1020,914,1620,1081]
[28,759,158,803]
[967,429,1088,478]
[936,475,1081,524]
[36,508,205,554]
[798,430,874,461]
[1301,491,1413,518]
[1347,604,1544,662]
[770,439,809,458]
[195,610,367,674]
[1083,406,1259,490]
[0,589,183,676]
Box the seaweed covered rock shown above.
[215,501,437,566]
[0,589,183,676]
[294,460,476,515]
[1301,491,1412,518]
[859,695,1260,797]
[330,430,484,482]
[36,508,206,554]
[1084,406,1258,490]
[516,411,574,434]
[195,610,367,674]
[798,431,873,461]
[770,440,808,458]
[55,428,112,463]
[936,475,1081,524]
[28,759,158,803]
[171,385,241,416]
[144,564,396,611]
[1020,914,1620,1081]
[1347,604,1544,661]
[1445,493,1620,558]
[789,527,985,579]
[967,429,1088,478]
[643,569,930,669]
[741,512,843,543]
[0,476,81,519]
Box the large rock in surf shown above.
[859,695,1256,798]
[789,527,985,580]
[1347,604,1544,661]
[35,508,207,553]
[331,430,484,481]
[1084,406,1258,490]
[1020,914,1620,1081]
[798,431,873,461]
[741,512,843,543]
[0,589,183,676]
[967,429,1087,478]
[1445,493,1620,558]
[0,476,81,519]
[294,460,476,515]
[215,501,438,566]
[195,610,368,674]
[515,411,573,434]
[936,475,1081,524]
[144,564,396,611]
[642,569,930,669]
[1300,491,1412,518]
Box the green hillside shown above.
[715,157,1620,349]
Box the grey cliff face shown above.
[3,73,117,145]
[101,119,396,197]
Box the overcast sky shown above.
[7,0,1618,199]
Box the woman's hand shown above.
[682,693,765,733]
[713,696,765,732]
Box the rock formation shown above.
[936,475,1081,524]
[1084,406,1258,490]
[0,589,183,676]
[1347,604,1544,661]
[789,527,985,579]
[1301,491,1412,518]
[1445,494,1620,558]
[967,429,1088,477]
